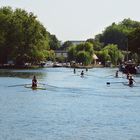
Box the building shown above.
[69,40,85,46]
[55,50,68,58]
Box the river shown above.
[0,68,140,140]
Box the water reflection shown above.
[0,69,46,79]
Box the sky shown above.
[0,0,140,42]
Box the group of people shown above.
[32,68,87,88]
[32,69,136,88]
[73,68,87,77]
[115,70,135,86]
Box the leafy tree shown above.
[68,45,76,61]
[103,44,124,66]
[76,51,91,65]
[61,41,73,50]
[49,34,60,50]
[100,24,126,50]
[0,7,13,63]
[97,18,140,50]
[0,6,59,65]
[128,28,140,62]
[68,42,94,65]
[96,50,110,65]
[86,38,103,51]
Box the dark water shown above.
[0,68,140,140]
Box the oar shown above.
[106,81,126,85]
[104,74,114,77]
[8,83,31,87]
[8,82,47,87]
[36,83,58,88]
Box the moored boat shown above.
[119,62,137,74]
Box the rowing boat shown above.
[24,85,46,90]
[122,82,134,87]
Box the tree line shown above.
[0,6,60,65]
[1,6,140,66]
[62,18,140,66]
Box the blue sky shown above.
[0,0,140,42]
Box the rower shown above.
[115,70,119,78]
[32,75,37,87]
[81,70,84,77]
[126,72,130,79]
[128,75,135,86]
[74,68,76,74]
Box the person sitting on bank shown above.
[32,75,37,87]
[81,70,84,77]
[128,75,135,86]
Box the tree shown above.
[68,45,76,61]
[97,18,140,50]
[128,28,140,62]
[86,38,103,51]
[0,7,13,63]
[68,42,94,65]
[103,44,124,66]
[76,51,91,65]
[61,41,73,50]
[49,34,61,50]
[0,6,58,65]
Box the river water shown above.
[0,68,140,140]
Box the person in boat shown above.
[128,75,135,86]
[74,68,76,74]
[32,75,37,87]
[126,72,130,79]
[81,70,84,77]
[86,68,88,72]
[115,70,119,78]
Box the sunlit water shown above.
[0,68,140,140]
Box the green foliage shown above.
[61,41,73,50]
[128,27,140,52]
[68,45,76,61]
[86,38,103,51]
[49,34,60,50]
[97,18,140,50]
[128,28,140,62]
[76,51,91,65]
[0,6,59,65]
[97,44,124,66]
[68,42,94,65]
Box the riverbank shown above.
[0,64,40,69]
[0,63,104,69]
[70,64,104,69]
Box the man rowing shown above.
[32,75,37,88]
[128,75,135,86]
[81,70,84,77]
[115,70,119,78]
